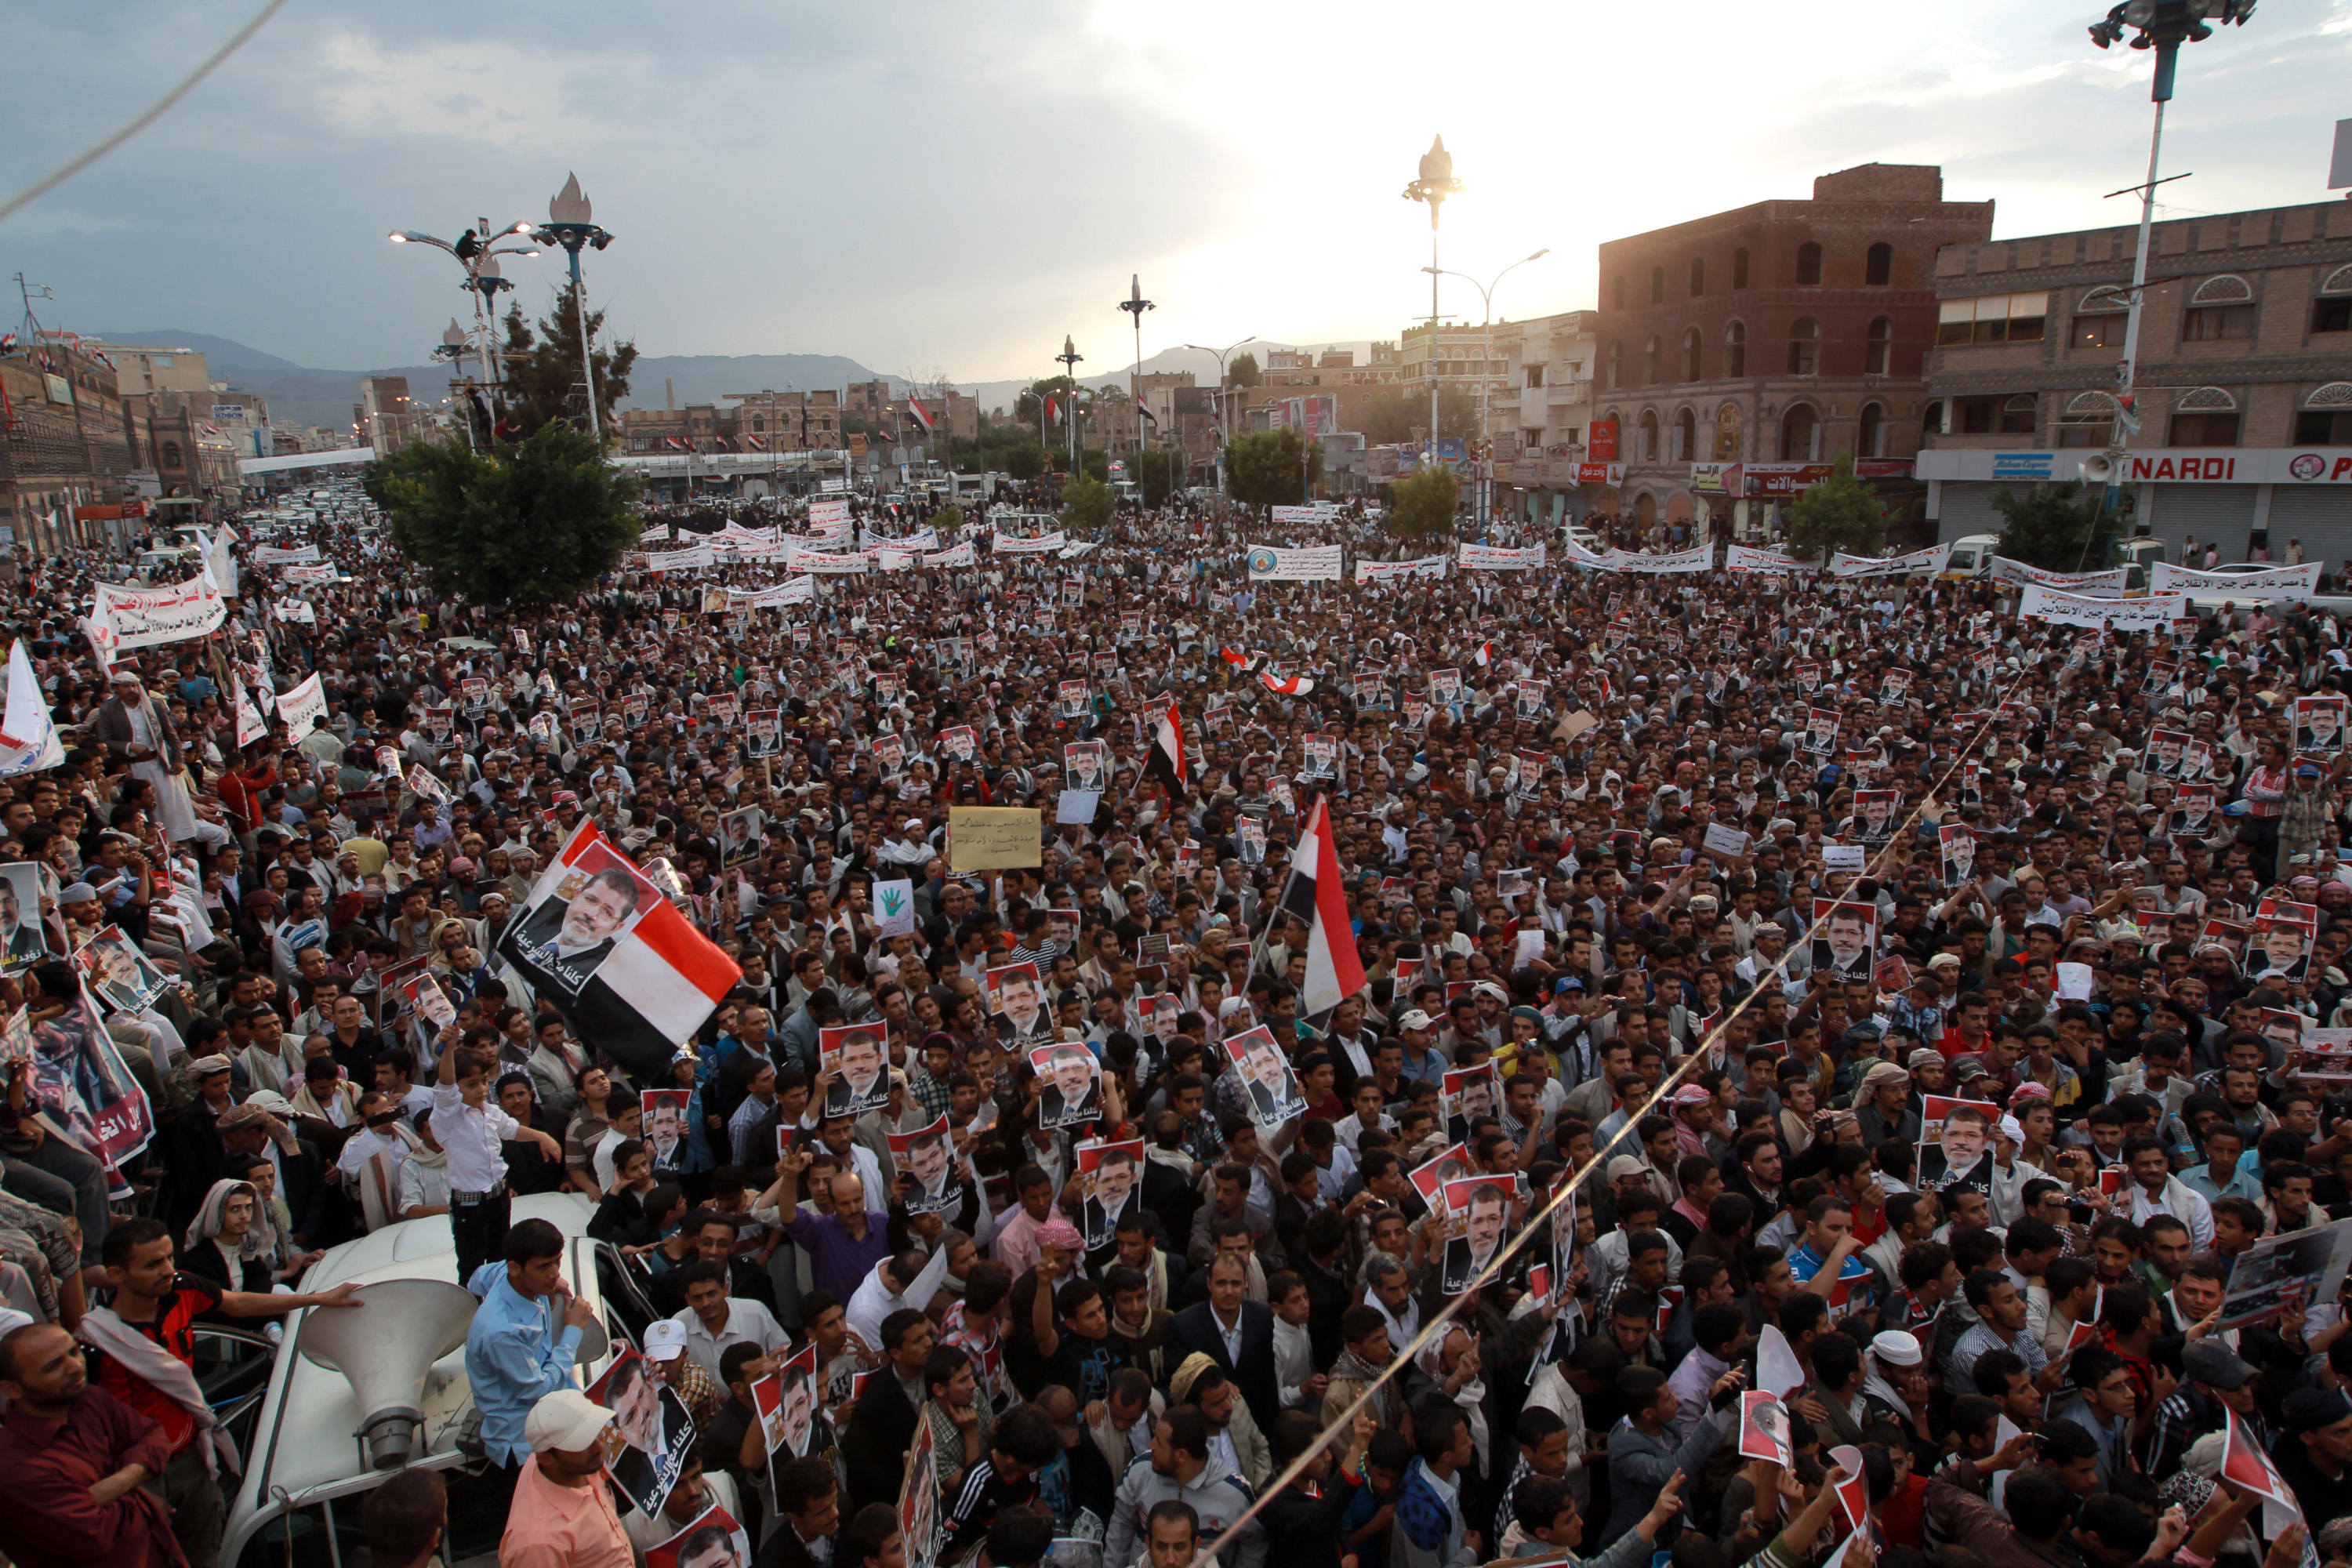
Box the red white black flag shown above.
[1274,797,1367,1014]
[1145,693,1187,794]
[1260,670,1314,695]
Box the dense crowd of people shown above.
[3,473,2352,1568]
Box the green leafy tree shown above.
[496,282,637,438]
[1990,479,2119,572]
[1224,428,1323,511]
[1000,442,1047,481]
[1784,453,1889,560]
[1128,448,1185,507]
[1013,376,1080,430]
[1059,475,1115,532]
[1388,468,1461,536]
[365,423,641,604]
[935,503,966,535]
[1360,384,1479,447]
[1226,352,1261,390]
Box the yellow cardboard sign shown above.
[948,807,1042,872]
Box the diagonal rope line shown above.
[0,0,292,227]
[1186,648,2025,1568]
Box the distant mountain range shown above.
[92,331,1368,433]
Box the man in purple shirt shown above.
[772,1145,891,1301]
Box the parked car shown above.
[217,1193,644,1568]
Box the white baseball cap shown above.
[644,1319,688,1363]
[524,1388,615,1453]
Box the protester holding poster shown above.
[821,1025,892,1117]
[1221,1024,1304,1131]
[1030,1042,1102,1129]
[1075,1138,1143,1251]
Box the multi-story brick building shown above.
[619,390,844,455]
[1915,199,2352,556]
[1,337,136,552]
[1592,162,1994,536]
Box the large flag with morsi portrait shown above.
[499,820,742,1076]
[1274,796,1367,1016]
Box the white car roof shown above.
[224,1193,597,1526]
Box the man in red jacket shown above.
[0,1319,186,1568]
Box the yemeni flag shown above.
[1136,395,1157,426]
[746,433,767,451]
[1473,640,1497,667]
[906,396,937,433]
[1273,796,1367,1014]
[1045,394,1061,424]
[1261,670,1315,695]
[1220,646,1261,672]
[498,819,742,1078]
[1145,693,1188,794]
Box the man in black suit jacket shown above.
[218,1105,343,1247]
[840,1306,932,1512]
[1160,1252,1279,1431]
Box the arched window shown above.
[2190,274,2252,304]
[1787,317,1820,376]
[1714,403,1741,461]
[1638,409,1661,462]
[1689,257,1706,298]
[1643,335,1661,385]
[1606,342,1624,389]
[1780,405,1818,461]
[1732,248,1750,290]
[2000,394,2038,434]
[1865,243,1893,286]
[2170,386,2240,446]
[161,440,182,468]
[1859,402,1886,458]
[1921,399,1945,437]
[1682,327,1703,382]
[2313,266,2351,333]
[1723,321,1747,378]
[1635,492,1657,528]
[1866,317,1893,376]
[1674,408,1697,462]
[752,416,766,433]
[1796,242,1824,286]
[2184,274,2256,341]
[2298,383,2352,445]
[1650,266,1665,305]
[1611,275,1626,310]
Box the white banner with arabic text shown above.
[94,579,227,649]
[2151,559,2322,597]
[1988,557,2129,594]
[1831,543,1953,579]
[2020,586,2188,631]
[1457,543,1546,572]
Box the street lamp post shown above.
[2086,0,2255,483]
[388,216,541,441]
[1054,336,1083,478]
[1118,276,1154,468]
[1424,248,1550,539]
[532,172,616,441]
[1181,336,1256,497]
[1403,136,1465,485]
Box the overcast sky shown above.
[2,0,2347,383]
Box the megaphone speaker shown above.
[2082,453,2116,483]
[296,1279,481,1469]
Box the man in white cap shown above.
[1860,1330,1924,1424]
[499,1388,633,1568]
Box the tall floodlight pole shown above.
[1403,136,1465,484]
[1425,249,1549,538]
[388,216,540,441]
[1055,336,1084,477]
[533,172,617,441]
[2083,0,2255,514]
[1181,336,1256,497]
[1119,276,1155,463]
